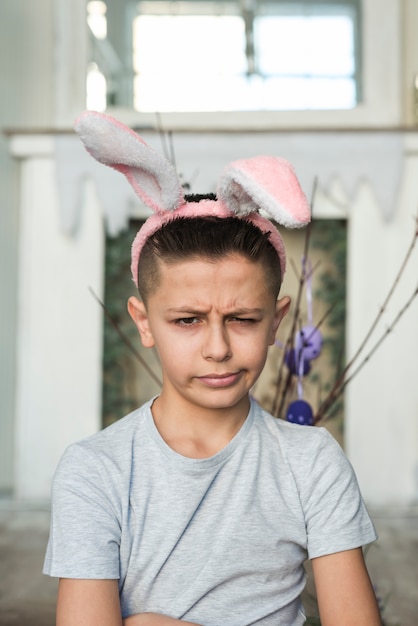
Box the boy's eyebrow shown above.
[166,307,266,315]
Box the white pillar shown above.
[345,135,418,505]
[12,136,104,500]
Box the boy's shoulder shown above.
[253,401,347,473]
[85,399,151,442]
[58,399,153,470]
[255,400,337,447]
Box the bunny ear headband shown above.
[74,111,311,286]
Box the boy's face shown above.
[128,254,289,419]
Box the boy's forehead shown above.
[153,254,275,300]
[159,252,267,276]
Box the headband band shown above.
[74,111,311,287]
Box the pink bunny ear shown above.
[74,111,184,214]
[218,156,310,228]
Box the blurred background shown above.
[0,1,417,624]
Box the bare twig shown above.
[155,111,171,163]
[168,130,177,172]
[306,301,338,340]
[89,287,162,388]
[345,214,418,373]
[271,233,309,416]
[314,213,418,423]
[271,177,318,417]
[314,283,418,424]
[290,257,321,284]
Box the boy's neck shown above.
[150,394,251,459]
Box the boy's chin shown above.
[182,390,251,415]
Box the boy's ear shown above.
[127,296,155,348]
[269,296,291,345]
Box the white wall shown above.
[346,134,418,504]
[4,0,418,502]
[12,137,105,500]
[9,128,418,504]
[0,0,54,492]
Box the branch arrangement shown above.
[273,211,418,425]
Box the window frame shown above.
[133,0,362,113]
[119,0,401,129]
[132,1,362,113]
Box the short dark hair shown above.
[136,215,282,303]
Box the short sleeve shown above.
[295,428,377,559]
[43,443,122,579]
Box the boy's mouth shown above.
[197,372,242,388]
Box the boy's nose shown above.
[202,324,232,362]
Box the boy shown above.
[44,112,382,626]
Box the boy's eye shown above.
[175,317,199,326]
[230,317,256,324]
[173,316,258,326]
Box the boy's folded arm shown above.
[56,579,202,626]
[123,614,202,626]
[312,547,383,626]
[57,578,123,626]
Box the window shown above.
[87,0,361,113]
[86,1,108,111]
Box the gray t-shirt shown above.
[44,398,377,625]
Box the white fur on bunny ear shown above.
[218,156,310,228]
[74,111,184,214]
